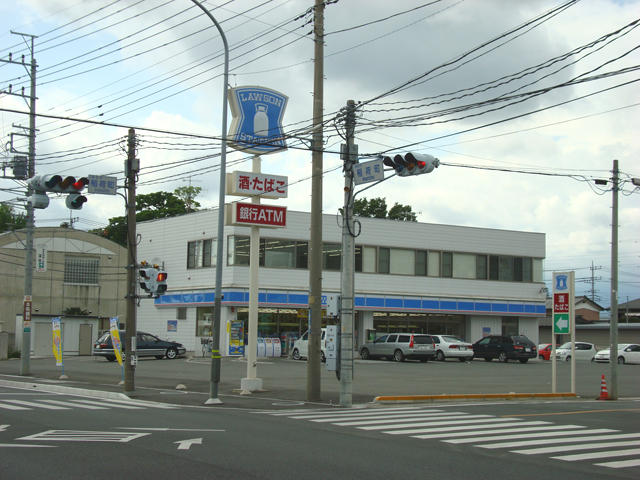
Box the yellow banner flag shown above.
[52,317,63,366]
[110,317,123,366]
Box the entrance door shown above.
[79,324,93,355]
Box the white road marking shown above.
[175,438,203,450]
[3,400,70,410]
[17,430,151,443]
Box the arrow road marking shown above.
[175,438,202,450]
[0,425,8,432]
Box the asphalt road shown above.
[1,384,639,480]
[1,354,638,408]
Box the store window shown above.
[390,248,415,275]
[416,250,428,276]
[264,239,296,268]
[176,307,187,320]
[64,256,99,285]
[442,252,453,278]
[477,255,487,279]
[187,239,217,269]
[196,307,213,337]
[452,253,475,279]
[323,243,341,271]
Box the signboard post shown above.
[552,271,575,393]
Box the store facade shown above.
[136,209,547,355]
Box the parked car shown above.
[555,342,596,362]
[538,343,561,361]
[471,335,537,363]
[359,333,436,362]
[291,328,327,362]
[431,335,474,362]
[594,343,640,364]
[93,331,186,361]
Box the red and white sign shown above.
[226,171,287,199]
[553,293,569,313]
[227,202,287,228]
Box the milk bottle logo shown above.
[254,104,269,137]
[228,86,288,155]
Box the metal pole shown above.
[20,33,37,376]
[339,100,357,408]
[307,0,325,402]
[189,0,229,405]
[609,159,619,400]
[124,128,138,394]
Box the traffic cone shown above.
[597,374,610,400]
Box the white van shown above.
[292,328,327,362]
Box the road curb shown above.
[0,378,145,403]
[374,392,578,403]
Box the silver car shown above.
[359,333,436,362]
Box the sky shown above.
[0,0,639,310]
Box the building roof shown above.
[617,297,640,311]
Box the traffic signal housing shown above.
[155,270,168,295]
[139,266,157,294]
[382,152,439,177]
[26,174,90,210]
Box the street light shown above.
[190,0,229,405]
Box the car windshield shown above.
[441,336,463,343]
[559,342,572,349]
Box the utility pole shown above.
[339,100,357,407]
[609,159,619,400]
[124,128,139,394]
[0,32,39,375]
[307,0,324,402]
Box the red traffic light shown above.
[71,177,89,192]
[156,272,167,282]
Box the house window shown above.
[187,239,217,269]
[64,256,99,284]
[176,307,187,320]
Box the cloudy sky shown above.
[1,0,638,309]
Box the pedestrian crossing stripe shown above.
[262,408,640,471]
[0,397,178,411]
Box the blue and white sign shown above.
[88,175,117,195]
[228,86,288,155]
[354,159,384,185]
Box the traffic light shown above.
[382,152,440,177]
[155,270,168,295]
[26,174,90,210]
[139,264,157,294]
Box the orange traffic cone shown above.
[597,374,610,400]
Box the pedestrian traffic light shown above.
[139,264,156,294]
[155,270,168,295]
[26,174,90,210]
[382,152,440,177]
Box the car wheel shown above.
[321,351,326,363]
[292,348,302,360]
[498,351,508,363]
[484,357,492,362]
[539,354,544,360]
[519,358,529,364]
[360,348,370,360]
[618,356,625,364]
[106,356,116,362]
[565,356,571,362]
[155,355,164,360]
[591,357,595,363]
[436,350,445,362]
[166,347,178,360]
[394,349,405,362]
[458,357,467,362]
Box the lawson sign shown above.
[228,86,288,155]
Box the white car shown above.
[555,342,596,362]
[594,344,640,364]
[291,328,327,362]
[431,335,474,362]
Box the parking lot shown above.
[1,353,638,407]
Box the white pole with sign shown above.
[552,271,575,393]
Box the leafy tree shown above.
[353,197,417,222]
[0,204,27,233]
[63,307,90,316]
[91,188,198,247]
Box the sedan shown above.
[93,331,186,361]
[555,342,596,362]
[431,335,474,362]
[594,343,640,364]
[538,344,561,361]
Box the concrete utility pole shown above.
[609,159,619,400]
[339,100,357,407]
[124,128,138,394]
[307,0,325,402]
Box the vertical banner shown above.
[52,317,63,367]
[109,317,123,366]
[228,321,244,356]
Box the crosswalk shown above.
[261,406,640,470]
[0,396,178,411]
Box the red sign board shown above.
[231,202,287,228]
[553,293,569,313]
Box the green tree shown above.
[0,203,27,233]
[353,197,417,222]
[91,188,199,247]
